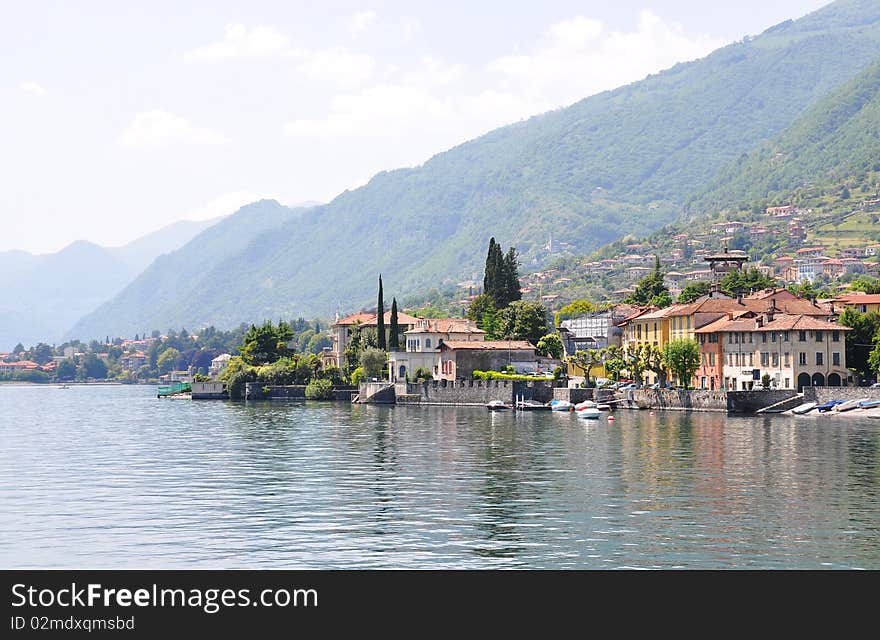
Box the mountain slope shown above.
[67,200,307,339]
[0,241,135,349]
[67,0,880,338]
[692,57,880,211]
[109,218,220,272]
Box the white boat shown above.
[577,407,601,419]
[486,400,512,411]
[834,399,862,412]
[574,400,596,410]
[790,402,816,415]
[550,400,573,411]
[596,403,611,411]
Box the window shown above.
[762,333,767,343]
[734,333,739,344]
[816,331,823,342]
[772,352,779,367]
[749,353,754,366]
[709,353,715,366]
[832,331,840,342]
[784,352,790,367]
[728,333,733,344]
[637,325,642,339]
[709,334,718,343]
[799,331,806,342]
[654,323,658,340]
[799,353,807,366]
[783,332,789,342]
[771,332,777,343]
[425,338,432,349]
[832,352,840,366]
[784,378,790,389]
[761,352,769,367]
[816,352,823,366]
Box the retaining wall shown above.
[620,389,729,412]
[385,379,555,405]
[191,382,227,400]
[244,384,306,400]
[727,390,800,413]
[803,386,880,404]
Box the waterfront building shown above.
[437,341,538,381]
[329,310,422,369]
[696,312,849,391]
[387,319,485,382]
[208,353,232,378]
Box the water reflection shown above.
[0,385,878,569]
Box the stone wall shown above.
[389,379,555,405]
[552,387,617,404]
[191,382,227,400]
[620,389,729,412]
[727,390,800,413]
[244,384,306,400]
[803,386,880,403]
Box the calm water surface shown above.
[1,384,878,569]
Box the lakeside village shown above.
[5,236,880,416]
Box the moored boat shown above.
[858,399,880,409]
[577,407,601,419]
[486,400,512,411]
[833,399,862,412]
[816,400,844,413]
[550,399,573,411]
[517,400,551,411]
[790,402,816,415]
[596,403,611,411]
[574,400,596,410]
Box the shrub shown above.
[351,367,366,386]
[305,378,334,400]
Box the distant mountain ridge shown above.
[0,217,220,349]
[62,0,880,340]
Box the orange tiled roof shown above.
[440,340,535,351]
[406,319,484,334]
[333,311,422,327]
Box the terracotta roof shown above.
[333,311,422,327]
[405,319,484,334]
[835,293,880,305]
[757,315,850,332]
[440,340,535,351]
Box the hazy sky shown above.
[1,0,830,253]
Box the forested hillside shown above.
[66,0,880,339]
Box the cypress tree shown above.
[483,238,497,299]
[503,247,521,305]
[376,275,386,351]
[389,298,400,350]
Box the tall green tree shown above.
[239,321,294,365]
[389,297,400,350]
[721,267,777,296]
[662,339,701,388]
[503,247,522,306]
[677,281,711,304]
[483,237,498,298]
[839,308,880,380]
[497,301,549,344]
[376,275,386,351]
[625,256,672,307]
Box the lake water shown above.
[1,384,878,569]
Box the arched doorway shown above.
[797,373,811,392]
[399,365,407,380]
[812,372,825,387]
[827,373,841,386]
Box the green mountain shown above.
[67,200,308,340]
[108,217,221,272]
[692,57,880,212]
[67,0,880,339]
[0,241,135,350]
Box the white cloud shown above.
[348,10,377,35]
[19,81,48,96]
[119,110,229,147]
[184,23,290,62]
[184,23,375,87]
[181,191,279,221]
[489,11,725,110]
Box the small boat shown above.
[574,401,596,410]
[549,399,573,411]
[596,403,612,412]
[57,385,70,389]
[834,399,862,412]
[816,400,844,413]
[790,402,816,415]
[577,407,601,419]
[516,400,551,411]
[486,400,512,411]
[858,399,880,409]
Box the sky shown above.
[0,0,831,254]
